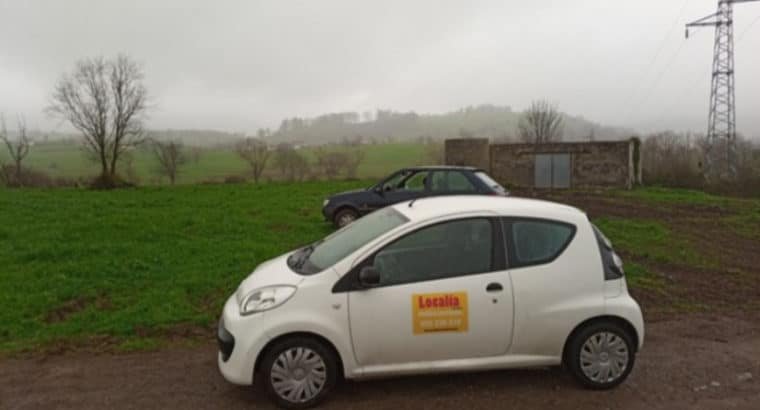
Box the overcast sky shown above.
[1,0,759,137]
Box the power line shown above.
[737,13,760,41]
[625,38,690,121]
[620,0,692,122]
[644,12,760,131]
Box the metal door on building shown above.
[534,154,571,188]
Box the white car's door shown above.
[340,217,514,367]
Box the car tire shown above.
[260,337,338,409]
[333,208,358,228]
[565,321,636,390]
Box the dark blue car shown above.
[321,166,508,227]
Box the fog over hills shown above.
[2,1,759,138]
[269,105,633,145]
[27,104,632,147]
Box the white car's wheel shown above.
[261,337,338,409]
[566,321,636,389]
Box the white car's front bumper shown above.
[217,294,271,385]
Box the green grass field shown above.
[2,183,758,354]
[0,181,366,352]
[0,141,430,185]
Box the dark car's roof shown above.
[401,165,483,172]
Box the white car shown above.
[217,196,644,408]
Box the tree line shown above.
[272,103,626,146]
[10,53,758,193]
[1,54,575,189]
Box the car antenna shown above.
[409,198,418,208]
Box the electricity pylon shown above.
[686,0,759,180]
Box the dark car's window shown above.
[381,171,407,191]
[431,171,476,192]
[507,219,575,267]
[371,218,493,286]
[474,171,506,193]
[430,171,447,191]
[402,171,427,191]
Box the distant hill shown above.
[23,129,245,148]
[30,105,633,147]
[270,105,633,145]
[148,129,245,147]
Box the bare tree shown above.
[641,131,703,188]
[587,126,597,142]
[0,115,32,187]
[344,147,365,179]
[273,143,309,181]
[153,139,186,185]
[121,151,140,185]
[235,138,270,183]
[190,146,202,164]
[48,55,148,188]
[517,100,564,144]
[314,147,348,180]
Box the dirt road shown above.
[2,313,759,410]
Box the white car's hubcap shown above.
[580,331,629,383]
[271,347,327,403]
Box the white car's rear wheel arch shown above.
[563,316,639,358]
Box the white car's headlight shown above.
[239,285,297,316]
[322,199,329,207]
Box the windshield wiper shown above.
[295,243,316,270]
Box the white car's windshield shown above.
[291,207,409,274]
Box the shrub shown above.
[641,132,703,189]
[640,131,760,197]
[223,174,248,184]
[0,165,77,188]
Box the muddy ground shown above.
[2,314,759,410]
[2,191,759,409]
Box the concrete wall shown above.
[444,138,490,171]
[443,138,639,189]
[488,140,635,189]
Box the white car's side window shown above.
[507,219,575,267]
[372,218,494,286]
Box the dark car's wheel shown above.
[333,208,358,228]
[260,337,338,409]
[565,321,636,390]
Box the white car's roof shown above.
[394,195,586,224]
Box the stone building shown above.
[445,138,641,189]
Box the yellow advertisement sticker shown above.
[412,292,468,334]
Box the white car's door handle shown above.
[486,282,503,292]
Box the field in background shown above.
[1,183,759,354]
[0,141,430,185]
